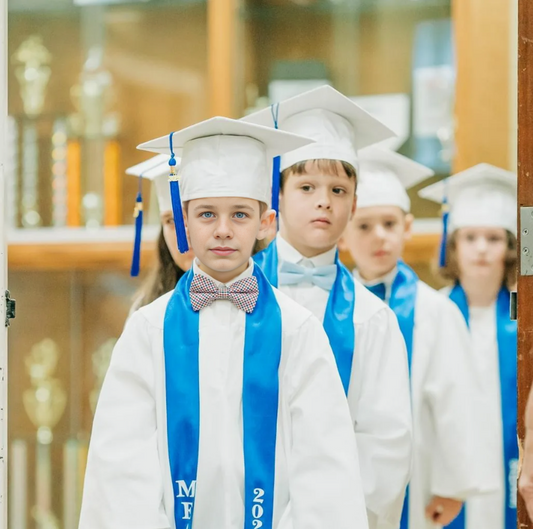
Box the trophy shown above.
[23,339,67,529]
[12,35,51,118]
[69,47,121,228]
[89,338,115,414]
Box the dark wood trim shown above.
[518,1,533,526]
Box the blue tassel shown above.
[438,195,449,268]
[168,132,189,254]
[270,103,281,228]
[272,155,281,218]
[130,190,143,277]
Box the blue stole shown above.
[164,265,282,529]
[447,284,517,529]
[254,239,355,394]
[373,261,418,529]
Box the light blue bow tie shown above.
[278,260,337,291]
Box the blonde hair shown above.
[439,229,517,289]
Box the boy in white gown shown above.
[243,85,412,529]
[79,117,369,529]
[341,146,484,529]
[419,163,518,529]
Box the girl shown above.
[126,155,194,310]
[419,163,518,529]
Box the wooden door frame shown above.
[518,1,533,528]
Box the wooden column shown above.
[453,0,512,171]
[518,1,533,527]
[207,0,237,117]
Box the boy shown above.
[79,117,369,529]
[243,85,412,529]
[341,145,484,528]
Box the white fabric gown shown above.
[79,261,369,529]
[355,271,485,529]
[276,236,413,529]
[441,287,506,529]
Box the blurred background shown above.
[5,0,517,528]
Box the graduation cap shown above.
[137,116,315,254]
[418,163,517,266]
[125,154,177,277]
[241,85,396,215]
[356,145,434,213]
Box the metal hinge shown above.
[520,207,533,275]
[5,290,16,327]
[511,291,517,321]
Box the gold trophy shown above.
[23,339,67,529]
[12,35,52,118]
[89,338,115,414]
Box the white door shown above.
[0,0,9,527]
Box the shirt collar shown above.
[193,258,254,288]
[276,234,337,267]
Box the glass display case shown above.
[7,0,513,527]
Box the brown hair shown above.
[439,230,517,289]
[280,159,357,192]
[133,227,187,310]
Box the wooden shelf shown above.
[6,222,441,271]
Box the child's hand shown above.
[424,496,463,526]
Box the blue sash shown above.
[164,265,282,529]
[373,261,417,529]
[254,239,355,394]
[447,284,517,529]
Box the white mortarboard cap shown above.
[137,116,314,206]
[126,154,173,213]
[356,146,434,212]
[241,85,396,172]
[419,163,517,235]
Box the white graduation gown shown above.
[356,272,484,529]
[441,288,505,529]
[276,236,413,529]
[79,261,369,529]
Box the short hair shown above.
[439,229,517,289]
[280,159,357,192]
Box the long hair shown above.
[439,229,517,290]
[132,227,187,310]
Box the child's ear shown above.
[403,213,414,241]
[258,208,276,241]
[350,195,358,220]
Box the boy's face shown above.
[161,211,195,272]
[341,205,413,281]
[455,227,507,284]
[278,161,357,257]
[185,197,275,283]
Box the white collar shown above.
[193,258,254,288]
[276,234,337,267]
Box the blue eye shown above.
[201,212,214,219]
[234,212,247,219]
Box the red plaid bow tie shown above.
[189,274,259,313]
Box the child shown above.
[341,145,484,529]
[126,155,194,310]
[419,163,518,529]
[79,117,369,529]
[243,85,412,529]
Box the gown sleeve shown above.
[285,315,369,529]
[348,304,413,528]
[425,298,482,499]
[79,310,171,529]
